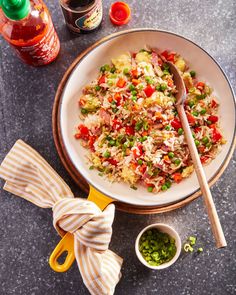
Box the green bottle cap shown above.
[0,0,30,20]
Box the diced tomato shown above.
[208,115,218,123]
[107,158,118,166]
[212,127,222,143]
[167,53,175,62]
[132,52,137,58]
[108,96,113,103]
[139,165,147,174]
[76,124,89,140]
[198,146,205,154]
[173,173,182,183]
[98,75,106,85]
[114,93,122,106]
[116,78,126,88]
[132,79,140,86]
[186,113,196,125]
[196,82,205,91]
[133,145,143,158]
[125,126,135,135]
[171,118,182,129]
[211,99,218,108]
[194,127,201,133]
[144,85,155,97]
[74,133,81,139]
[200,156,209,164]
[158,58,163,67]
[161,50,169,59]
[145,182,154,187]
[88,136,96,151]
[112,119,122,130]
[131,69,139,78]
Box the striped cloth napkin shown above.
[0,140,123,295]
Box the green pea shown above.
[129,84,136,91]
[110,67,116,73]
[143,121,149,131]
[123,68,129,75]
[95,85,101,91]
[131,90,137,96]
[163,63,170,70]
[140,136,148,142]
[178,128,183,135]
[165,181,171,188]
[161,184,168,191]
[81,108,88,114]
[156,84,161,91]
[168,152,174,158]
[132,96,137,101]
[200,108,207,115]
[165,125,171,131]
[174,159,181,165]
[160,83,167,91]
[192,111,199,117]
[188,100,195,108]
[100,64,110,72]
[195,140,200,146]
[112,108,118,113]
[145,76,154,84]
[147,186,153,192]
[138,159,143,165]
[190,70,196,78]
[109,140,116,146]
[206,142,211,148]
[202,136,209,144]
[103,151,110,158]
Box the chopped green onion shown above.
[143,121,149,131]
[183,243,194,252]
[200,108,207,115]
[89,166,94,170]
[156,84,161,91]
[188,100,195,108]
[110,67,116,73]
[81,108,88,114]
[188,236,196,246]
[165,180,171,188]
[206,142,211,148]
[140,136,148,142]
[163,63,170,71]
[131,90,137,96]
[197,247,203,253]
[130,185,138,190]
[160,83,167,91]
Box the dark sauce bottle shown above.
[60,0,103,34]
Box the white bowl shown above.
[135,223,181,270]
[59,28,236,207]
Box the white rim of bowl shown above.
[135,223,182,269]
[59,28,236,206]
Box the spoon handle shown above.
[176,104,227,248]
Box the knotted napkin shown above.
[0,140,123,295]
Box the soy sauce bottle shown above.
[0,0,60,66]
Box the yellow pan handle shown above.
[49,186,114,272]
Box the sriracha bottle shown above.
[0,0,60,66]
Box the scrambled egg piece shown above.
[182,165,194,178]
[82,94,101,112]
[135,51,151,63]
[182,72,194,89]
[112,52,131,72]
[175,57,186,72]
[92,154,102,168]
[121,166,138,184]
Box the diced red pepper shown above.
[144,85,155,97]
[200,156,209,164]
[79,98,86,106]
[196,82,205,91]
[116,78,126,88]
[132,52,137,58]
[161,50,169,60]
[98,75,106,85]
[107,158,118,166]
[167,53,175,62]
[131,69,139,78]
[133,145,143,158]
[198,146,205,154]
[88,136,96,151]
[76,124,89,140]
[139,165,147,174]
[114,93,122,106]
[167,78,174,87]
[208,115,218,123]
[112,119,122,130]
[158,58,163,67]
[186,113,196,125]
[132,79,140,86]
[125,126,135,135]
[194,127,201,133]
[212,127,222,143]
[173,173,182,183]
[171,118,182,129]
[211,99,218,108]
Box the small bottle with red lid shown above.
[0,0,60,66]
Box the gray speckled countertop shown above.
[0,0,236,294]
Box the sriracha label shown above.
[11,20,60,66]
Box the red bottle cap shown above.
[109,2,131,26]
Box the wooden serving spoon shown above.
[162,57,227,248]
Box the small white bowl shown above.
[135,223,181,270]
